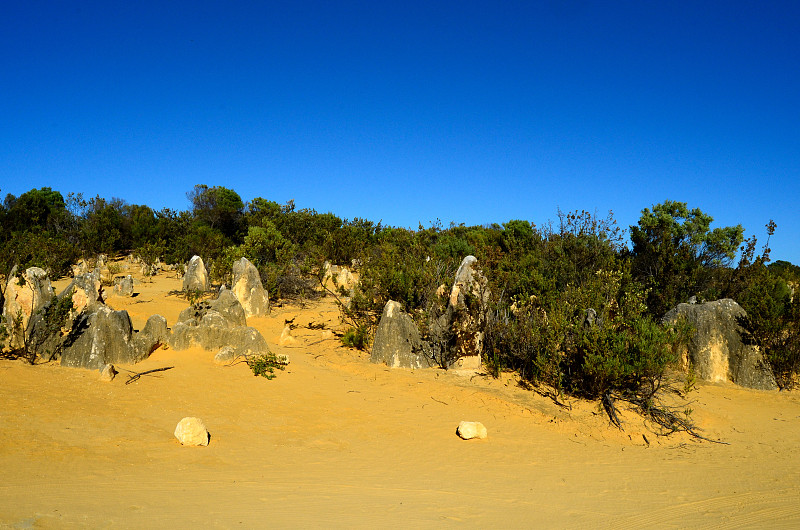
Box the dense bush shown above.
[1,185,798,407]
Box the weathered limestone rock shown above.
[457,421,488,440]
[370,301,432,369]
[113,275,135,297]
[232,257,269,317]
[174,417,209,446]
[2,267,55,349]
[214,345,237,364]
[448,256,490,361]
[99,364,117,382]
[131,314,169,362]
[182,255,209,292]
[663,299,777,390]
[323,262,357,292]
[60,306,134,369]
[60,274,103,313]
[170,290,269,357]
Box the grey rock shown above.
[182,255,209,292]
[99,363,117,382]
[214,346,237,364]
[663,299,777,390]
[171,290,269,357]
[232,257,269,317]
[131,314,169,362]
[113,275,135,297]
[370,301,432,369]
[59,274,103,313]
[60,306,135,370]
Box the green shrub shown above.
[341,325,370,350]
[246,352,288,380]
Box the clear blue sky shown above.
[2,1,798,263]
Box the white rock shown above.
[457,421,487,440]
[174,417,209,446]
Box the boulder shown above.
[2,267,55,349]
[370,301,432,369]
[113,275,135,297]
[279,325,298,346]
[232,257,269,317]
[174,417,209,446]
[663,299,777,390]
[457,421,488,440]
[182,255,209,292]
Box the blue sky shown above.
[2,1,798,263]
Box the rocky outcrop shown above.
[170,289,269,358]
[370,301,432,369]
[663,299,777,390]
[323,262,357,292]
[182,255,209,292]
[370,256,491,371]
[60,274,103,313]
[2,267,55,349]
[113,275,135,297]
[58,306,167,369]
[232,257,269,317]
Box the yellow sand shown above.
[1,267,799,528]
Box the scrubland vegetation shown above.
[2,186,799,412]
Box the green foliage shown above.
[341,325,370,350]
[246,352,288,380]
[188,184,244,239]
[135,239,167,279]
[631,200,744,317]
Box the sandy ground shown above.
[1,266,799,528]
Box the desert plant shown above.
[341,325,370,350]
[246,352,288,379]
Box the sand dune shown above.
[1,268,799,528]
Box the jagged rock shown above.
[182,255,209,292]
[99,364,117,382]
[174,417,209,446]
[60,306,134,369]
[170,290,269,357]
[663,299,777,390]
[2,266,55,349]
[131,314,169,362]
[60,274,103,313]
[457,421,488,440]
[232,257,269,317]
[370,301,432,369]
[448,256,490,361]
[113,275,135,297]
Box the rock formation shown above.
[183,255,209,292]
[2,266,55,349]
[113,275,135,297]
[663,299,777,390]
[231,257,269,317]
[170,289,270,358]
[370,300,432,369]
